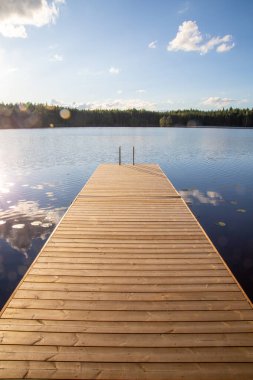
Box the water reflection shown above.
[179,189,223,206]
[0,200,65,257]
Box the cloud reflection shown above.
[179,189,223,206]
[0,200,66,257]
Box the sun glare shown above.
[59,108,71,120]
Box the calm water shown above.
[0,127,253,307]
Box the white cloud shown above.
[50,53,63,62]
[51,98,65,106]
[239,98,249,104]
[0,0,64,38]
[216,42,235,53]
[117,90,123,94]
[148,40,157,49]
[202,97,236,108]
[109,66,120,75]
[167,21,234,54]
[6,66,19,73]
[178,2,190,14]
[78,67,123,77]
[48,43,59,50]
[51,98,156,111]
[0,24,26,38]
[77,68,104,77]
[136,89,146,94]
[79,99,156,111]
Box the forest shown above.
[0,103,252,129]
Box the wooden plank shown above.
[2,363,251,380]
[0,346,253,363]
[1,320,253,334]
[34,262,225,270]
[8,298,250,311]
[15,290,244,301]
[21,272,235,284]
[22,276,237,286]
[3,308,253,321]
[47,239,211,244]
[37,256,222,264]
[43,248,217,255]
[29,268,230,277]
[1,331,253,347]
[0,163,252,380]
[3,362,252,380]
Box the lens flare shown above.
[19,103,27,112]
[59,108,71,120]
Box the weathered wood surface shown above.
[0,163,252,380]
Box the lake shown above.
[0,126,253,307]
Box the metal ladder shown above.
[118,146,135,165]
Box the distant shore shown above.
[0,103,252,129]
[1,126,253,131]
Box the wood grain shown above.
[0,163,252,379]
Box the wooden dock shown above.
[0,163,253,379]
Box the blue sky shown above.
[0,0,252,110]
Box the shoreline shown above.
[0,125,253,130]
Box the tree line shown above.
[0,103,252,129]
